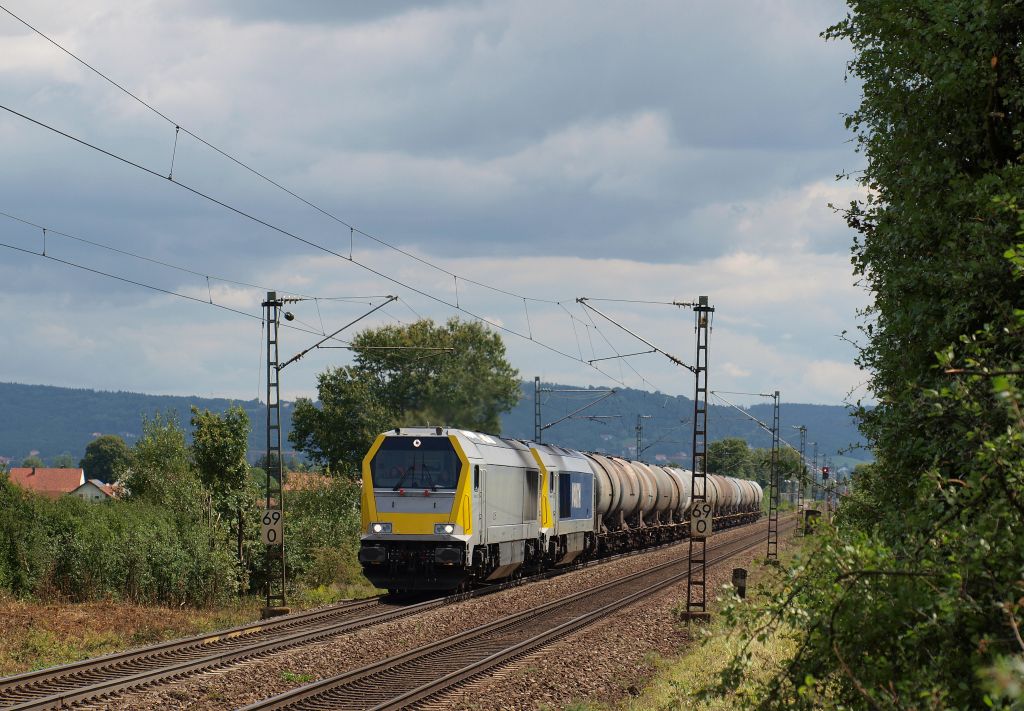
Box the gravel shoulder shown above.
[93,522,777,710]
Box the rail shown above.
[244,517,793,710]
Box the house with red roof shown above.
[8,467,86,499]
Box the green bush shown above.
[0,473,241,606]
[284,478,365,590]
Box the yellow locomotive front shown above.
[357,429,473,592]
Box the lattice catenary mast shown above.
[766,390,781,560]
[575,295,713,620]
[794,425,807,536]
[262,292,298,617]
[683,296,714,619]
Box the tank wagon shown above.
[357,427,763,592]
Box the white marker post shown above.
[261,509,283,546]
[691,500,713,539]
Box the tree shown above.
[706,437,752,478]
[749,446,803,490]
[51,453,74,468]
[20,455,43,468]
[123,412,203,511]
[290,367,394,476]
[79,435,130,482]
[290,318,520,475]
[351,318,520,431]
[191,405,252,566]
[708,4,1024,708]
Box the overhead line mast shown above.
[685,296,714,620]
[576,295,714,621]
[766,390,781,561]
[532,377,617,443]
[261,292,398,618]
[793,425,807,536]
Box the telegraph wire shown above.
[0,102,639,389]
[0,2,561,306]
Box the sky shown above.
[0,0,869,407]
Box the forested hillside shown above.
[0,381,867,466]
[501,382,867,465]
[0,382,292,465]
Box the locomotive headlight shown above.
[434,523,456,535]
[371,522,392,534]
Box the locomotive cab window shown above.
[473,465,480,490]
[371,437,461,490]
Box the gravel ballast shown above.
[431,522,798,710]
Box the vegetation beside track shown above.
[560,530,805,711]
[0,595,262,676]
[646,3,1024,709]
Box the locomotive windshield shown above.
[371,436,462,490]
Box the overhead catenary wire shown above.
[575,298,695,306]
[711,391,814,467]
[0,102,641,389]
[0,238,376,348]
[577,297,697,375]
[710,391,775,437]
[0,3,563,307]
[0,209,383,303]
[577,303,664,391]
[0,4,688,395]
[0,4,679,395]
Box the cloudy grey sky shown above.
[0,0,867,406]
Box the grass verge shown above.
[575,529,807,711]
[0,580,381,677]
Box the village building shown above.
[8,467,85,499]
[70,478,118,502]
[8,467,119,502]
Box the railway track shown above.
[0,595,434,711]
[0,517,773,710]
[243,518,792,711]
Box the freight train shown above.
[357,427,763,592]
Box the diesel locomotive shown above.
[357,427,763,592]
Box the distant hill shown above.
[0,382,293,465]
[500,382,870,466]
[0,381,870,467]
